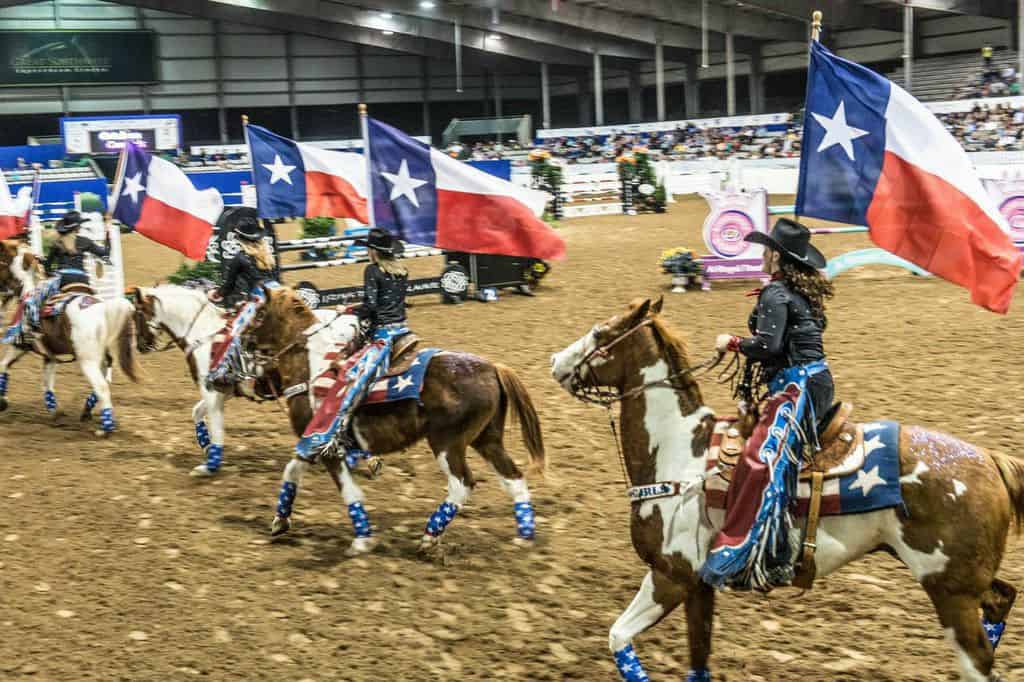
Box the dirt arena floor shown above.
[2,195,1023,681]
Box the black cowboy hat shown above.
[745,217,826,270]
[233,216,264,242]
[355,227,404,257]
[55,211,87,234]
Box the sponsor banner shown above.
[700,188,768,260]
[62,115,181,155]
[0,30,155,87]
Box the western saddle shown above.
[716,401,858,590]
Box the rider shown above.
[295,227,409,462]
[3,211,109,347]
[700,217,835,592]
[206,216,278,386]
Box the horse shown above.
[246,285,546,557]
[0,242,140,435]
[0,240,24,308]
[551,297,1024,682]
[128,283,363,476]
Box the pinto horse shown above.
[0,240,24,308]
[247,286,546,557]
[128,284,361,476]
[551,298,1024,682]
[0,242,140,434]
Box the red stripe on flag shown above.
[136,197,213,260]
[867,151,1023,314]
[0,215,24,241]
[305,171,369,223]
[435,188,566,260]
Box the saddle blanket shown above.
[312,347,441,407]
[41,292,99,319]
[705,420,904,517]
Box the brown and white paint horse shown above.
[0,240,24,308]
[0,242,140,434]
[247,287,546,556]
[551,298,1024,682]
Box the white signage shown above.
[62,115,181,155]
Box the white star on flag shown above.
[262,154,296,185]
[394,375,415,392]
[849,465,886,496]
[382,159,429,207]
[121,172,145,204]
[812,100,869,161]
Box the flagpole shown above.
[359,103,376,229]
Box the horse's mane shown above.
[257,287,318,351]
[647,313,703,405]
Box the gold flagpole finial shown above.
[358,103,368,116]
[811,10,823,42]
[242,114,249,126]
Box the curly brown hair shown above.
[779,256,834,320]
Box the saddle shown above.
[381,332,421,378]
[716,401,857,590]
[40,285,98,319]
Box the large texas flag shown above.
[367,118,564,260]
[796,41,1022,314]
[246,124,368,223]
[112,142,223,259]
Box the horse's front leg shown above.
[191,388,226,477]
[270,457,311,537]
[419,443,474,553]
[78,358,115,436]
[609,570,688,682]
[0,344,23,412]
[323,456,377,556]
[42,358,58,416]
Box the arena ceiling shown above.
[0,0,1017,69]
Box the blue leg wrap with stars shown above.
[99,407,115,433]
[425,501,459,537]
[514,501,536,540]
[0,372,8,397]
[44,390,57,412]
[195,421,211,450]
[277,481,298,518]
[83,392,98,414]
[983,617,1007,649]
[205,444,224,472]
[344,449,373,470]
[613,645,650,682]
[347,501,372,538]
[686,669,712,682]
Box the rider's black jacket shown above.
[352,263,407,327]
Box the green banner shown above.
[0,30,156,87]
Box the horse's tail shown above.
[110,298,141,383]
[494,363,546,478]
[991,451,1024,530]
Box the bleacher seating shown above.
[888,49,1020,102]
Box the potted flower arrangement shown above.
[658,247,704,292]
[529,149,565,221]
[619,147,666,215]
[299,216,338,261]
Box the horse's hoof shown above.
[94,429,112,438]
[80,410,92,422]
[365,456,384,479]
[345,536,378,557]
[417,534,440,554]
[0,398,7,412]
[512,537,535,549]
[189,464,216,478]
[270,516,291,537]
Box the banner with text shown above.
[0,30,156,87]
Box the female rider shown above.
[700,217,835,591]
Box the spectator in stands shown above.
[983,45,994,70]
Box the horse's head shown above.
[127,286,164,353]
[5,241,41,289]
[0,240,22,298]
[552,296,698,405]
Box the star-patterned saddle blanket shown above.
[312,347,441,407]
[705,421,903,517]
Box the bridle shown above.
[568,318,728,407]
[134,294,212,355]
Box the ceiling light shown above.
[419,1,436,8]
[380,12,394,19]
[382,29,395,35]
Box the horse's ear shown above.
[650,296,664,315]
[126,286,142,306]
[20,252,34,271]
[627,299,651,326]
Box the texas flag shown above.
[112,142,223,260]
[246,124,368,223]
[796,41,1022,314]
[368,118,564,260]
[0,171,34,240]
